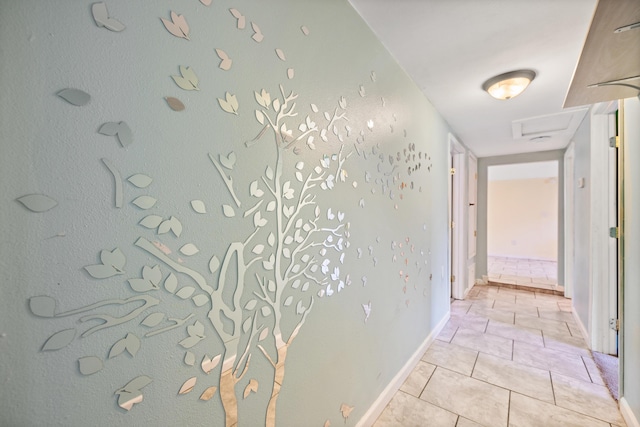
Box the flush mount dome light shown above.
[482,70,536,100]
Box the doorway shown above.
[448,134,466,300]
[486,161,560,291]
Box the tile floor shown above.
[374,284,626,427]
[487,256,562,294]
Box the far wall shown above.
[488,176,558,260]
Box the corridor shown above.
[374,284,625,426]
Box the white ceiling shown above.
[348,0,598,158]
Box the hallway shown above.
[374,284,625,426]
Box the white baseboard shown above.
[356,311,450,427]
[621,397,640,427]
[571,307,591,349]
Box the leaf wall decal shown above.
[243,379,258,398]
[165,96,185,111]
[200,386,217,401]
[179,243,199,256]
[176,287,195,299]
[229,8,246,29]
[91,2,125,32]
[115,122,132,147]
[115,376,152,411]
[208,255,220,274]
[132,196,157,210]
[85,264,120,279]
[178,377,197,395]
[161,11,190,40]
[99,122,133,147]
[201,354,221,374]
[98,122,120,136]
[28,296,57,317]
[190,200,206,213]
[192,294,209,307]
[172,66,199,91]
[42,328,76,351]
[200,0,212,5]
[215,49,232,71]
[219,152,237,169]
[78,356,103,375]
[164,273,178,293]
[57,88,90,106]
[218,92,239,115]
[127,174,153,188]
[16,194,58,212]
[340,404,354,420]
[222,204,235,217]
[251,22,263,42]
[141,312,164,327]
[139,215,163,229]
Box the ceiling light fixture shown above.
[482,70,536,100]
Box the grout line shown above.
[549,371,557,405]
[506,390,511,427]
[581,355,595,384]
[417,366,436,398]
[470,351,480,377]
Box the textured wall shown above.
[0,1,452,426]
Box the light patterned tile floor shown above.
[374,284,626,427]
[487,256,562,293]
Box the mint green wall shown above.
[570,114,591,327]
[622,96,640,424]
[0,1,452,426]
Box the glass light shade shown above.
[482,70,536,100]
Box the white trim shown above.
[449,133,467,299]
[356,312,451,427]
[620,397,640,427]
[571,307,591,349]
[564,141,575,298]
[590,104,618,353]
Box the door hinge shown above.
[609,227,620,238]
[450,221,455,229]
[610,318,620,331]
[450,167,456,175]
[609,136,619,148]
[450,275,456,283]
[474,230,477,237]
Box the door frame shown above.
[590,101,619,354]
[448,133,467,300]
[563,142,575,300]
